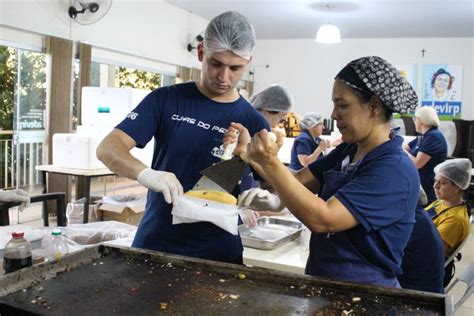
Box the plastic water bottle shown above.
[3,231,32,273]
[44,229,69,262]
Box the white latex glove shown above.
[239,208,259,228]
[137,168,183,206]
[238,188,283,212]
[0,189,30,211]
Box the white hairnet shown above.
[415,106,440,127]
[299,112,324,130]
[204,11,256,60]
[434,158,472,190]
[250,85,293,112]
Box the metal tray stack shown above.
[239,217,303,250]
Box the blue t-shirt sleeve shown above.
[294,138,313,156]
[407,138,417,150]
[418,133,444,157]
[115,89,165,148]
[335,158,414,232]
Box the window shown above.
[74,57,176,198]
[0,45,47,190]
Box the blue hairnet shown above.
[250,85,293,112]
[204,11,255,60]
[434,158,472,190]
[299,112,324,130]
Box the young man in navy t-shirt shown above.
[97,11,269,264]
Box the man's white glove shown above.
[238,188,283,212]
[137,168,183,206]
[239,208,259,228]
[0,189,30,211]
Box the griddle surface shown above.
[0,246,446,315]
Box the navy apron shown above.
[305,156,400,287]
[426,202,467,220]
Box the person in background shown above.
[97,11,270,264]
[251,84,293,129]
[231,56,420,287]
[403,106,447,204]
[289,112,330,171]
[239,84,293,190]
[0,189,30,211]
[426,158,471,256]
[238,85,293,223]
[398,188,444,294]
[425,158,471,286]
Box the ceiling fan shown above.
[68,0,113,25]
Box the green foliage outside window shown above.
[116,66,161,90]
[0,46,46,131]
[0,46,46,188]
[0,46,15,131]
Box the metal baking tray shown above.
[0,245,451,315]
[239,217,303,250]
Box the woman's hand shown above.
[224,122,251,157]
[247,129,283,169]
[317,139,330,152]
[271,128,285,150]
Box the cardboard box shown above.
[98,203,145,226]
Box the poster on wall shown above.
[422,64,463,120]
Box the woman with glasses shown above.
[250,84,292,128]
[238,84,293,192]
[289,112,330,171]
[403,107,447,204]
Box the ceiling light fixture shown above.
[315,4,341,44]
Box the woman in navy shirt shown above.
[403,106,447,203]
[398,202,444,293]
[232,56,420,287]
[289,112,329,171]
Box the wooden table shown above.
[35,165,115,224]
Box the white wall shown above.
[0,0,208,69]
[253,38,474,120]
[1,1,473,116]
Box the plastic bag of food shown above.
[172,196,239,235]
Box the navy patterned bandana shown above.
[335,56,418,114]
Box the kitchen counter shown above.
[242,213,309,274]
[243,239,309,274]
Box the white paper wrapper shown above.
[172,195,239,235]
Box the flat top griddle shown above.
[0,245,450,315]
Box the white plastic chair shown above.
[445,262,474,311]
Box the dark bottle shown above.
[3,231,32,274]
